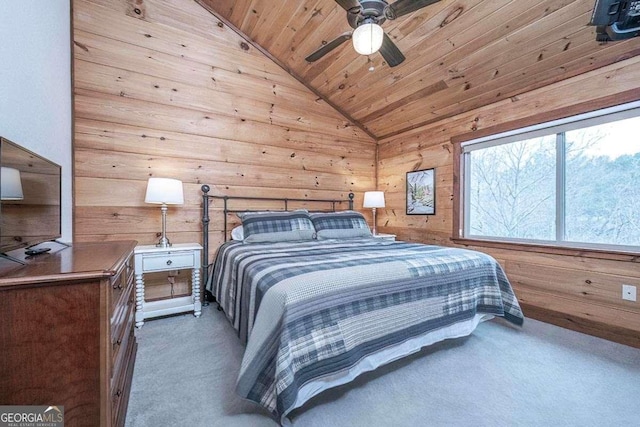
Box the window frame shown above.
[452,99,640,260]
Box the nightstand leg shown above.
[135,273,145,327]
[192,267,202,317]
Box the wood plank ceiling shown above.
[197,0,640,141]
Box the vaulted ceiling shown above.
[197,0,640,141]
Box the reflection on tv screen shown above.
[1,137,61,253]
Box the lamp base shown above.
[156,203,172,248]
[155,237,172,248]
[371,207,377,236]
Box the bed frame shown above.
[200,184,354,301]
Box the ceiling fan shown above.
[305,0,442,67]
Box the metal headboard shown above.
[201,184,354,272]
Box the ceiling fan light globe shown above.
[352,22,384,55]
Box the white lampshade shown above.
[363,191,385,208]
[145,178,184,205]
[352,22,384,55]
[1,167,24,200]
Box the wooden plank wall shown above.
[377,57,640,347]
[72,0,376,260]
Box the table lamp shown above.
[145,177,184,247]
[363,191,385,236]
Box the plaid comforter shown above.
[209,239,524,423]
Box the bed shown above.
[201,187,524,425]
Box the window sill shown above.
[450,237,640,262]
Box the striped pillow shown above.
[240,211,315,243]
[309,211,372,239]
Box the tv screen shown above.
[1,137,61,254]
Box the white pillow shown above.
[231,225,244,241]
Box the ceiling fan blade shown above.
[386,0,441,19]
[334,0,361,12]
[305,32,353,62]
[347,8,360,29]
[378,33,405,67]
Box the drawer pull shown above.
[166,260,173,266]
[113,283,123,290]
[115,389,122,397]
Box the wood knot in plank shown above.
[126,0,146,19]
[440,6,463,27]
[73,41,89,52]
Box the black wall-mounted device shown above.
[590,0,640,41]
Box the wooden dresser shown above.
[0,241,138,427]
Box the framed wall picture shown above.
[406,168,436,215]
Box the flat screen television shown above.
[1,137,61,258]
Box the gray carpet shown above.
[126,305,640,427]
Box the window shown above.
[461,104,640,251]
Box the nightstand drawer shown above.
[141,251,195,272]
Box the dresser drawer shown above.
[111,253,134,313]
[111,281,134,358]
[111,290,135,384]
[111,335,136,427]
[141,251,195,272]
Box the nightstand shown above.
[134,243,202,327]
[372,233,396,241]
